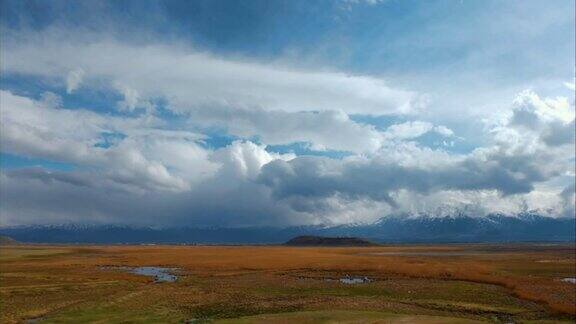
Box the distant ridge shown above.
[0,213,574,244]
[0,235,21,245]
[285,236,377,247]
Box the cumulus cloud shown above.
[211,141,295,181]
[0,90,213,192]
[0,142,300,227]
[496,90,575,149]
[512,90,574,124]
[253,88,574,221]
[257,143,556,207]
[2,87,573,227]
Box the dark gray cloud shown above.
[257,147,554,208]
[543,120,575,146]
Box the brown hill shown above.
[284,235,377,247]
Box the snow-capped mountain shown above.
[0,213,573,244]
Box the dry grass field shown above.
[0,244,575,323]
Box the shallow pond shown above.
[340,277,371,284]
[132,267,178,282]
[561,277,576,284]
[367,252,485,257]
[101,266,178,283]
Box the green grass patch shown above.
[40,305,182,324]
[213,310,485,323]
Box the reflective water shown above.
[561,277,576,284]
[339,276,371,284]
[101,266,177,283]
[132,267,177,283]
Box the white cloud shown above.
[384,121,434,140]
[0,90,212,192]
[116,84,140,112]
[0,31,431,153]
[65,68,84,94]
[253,89,574,221]
[497,90,575,149]
[434,125,454,137]
[190,107,385,153]
[382,121,454,140]
[3,32,419,116]
[211,141,295,181]
[512,90,574,124]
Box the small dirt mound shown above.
[284,236,377,247]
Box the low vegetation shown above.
[1,244,574,323]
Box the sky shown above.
[0,0,574,227]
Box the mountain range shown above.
[1,213,574,244]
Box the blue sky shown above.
[0,0,574,226]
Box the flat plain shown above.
[0,244,574,323]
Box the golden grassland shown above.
[0,244,575,323]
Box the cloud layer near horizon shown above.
[1,84,573,226]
